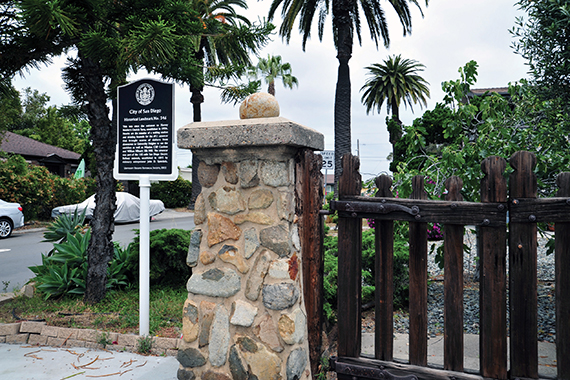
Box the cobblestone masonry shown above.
[177,117,323,380]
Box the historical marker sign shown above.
[114,78,177,180]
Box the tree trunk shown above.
[189,83,204,209]
[81,54,117,305]
[388,101,402,159]
[268,81,275,96]
[188,41,207,209]
[332,0,353,196]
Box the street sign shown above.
[114,78,177,181]
[320,150,335,171]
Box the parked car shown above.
[51,192,165,223]
[0,199,25,238]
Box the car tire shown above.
[0,217,13,239]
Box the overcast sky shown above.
[13,0,530,181]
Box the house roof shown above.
[468,87,510,97]
[0,131,81,161]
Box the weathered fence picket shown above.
[479,156,507,379]
[509,151,539,378]
[409,175,428,367]
[329,151,570,380]
[443,176,464,371]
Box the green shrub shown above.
[129,228,192,287]
[322,191,338,224]
[150,176,192,208]
[322,222,410,323]
[0,154,94,220]
[323,234,338,323]
[29,214,135,299]
[29,229,134,299]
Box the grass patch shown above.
[0,286,186,337]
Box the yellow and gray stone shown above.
[278,308,306,345]
[230,300,258,327]
[286,348,308,380]
[233,211,273,225]
[248,189,274,210]
[268,258,290,280]
[260,160,291,187]
[229,344,249,380]
[208,187,246,215]
[239,160,259,189]
[186,230,202,267]
[187,268,241,298]
[260,225,290,258]
[198,162,220,188]
[244,228,260,259]
[207,213,241,247]
[209,305,230,367]
[203,370,232,380]
[200,250,217,265]
[277,190,295,222]
[253,313,283,353]
[182,299,199,343]
[262,282,299,311]
[236,336,282,380]
[199,301,216,348]
[177,366,196,380]
[194,194,206,225]
[218,245,249,274]
[177,347,207,368]
[245,250,272,302]
[221,162,238,184]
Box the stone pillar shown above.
[176,117,324,380]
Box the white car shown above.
[0,199,25,238]
[51,192,165,223]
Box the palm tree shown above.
[268,0,428,190]
[250,55,299,96]
[185,0,272,207]
[360,55,430,154]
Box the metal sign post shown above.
[114,78,177,336]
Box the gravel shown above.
[363,229,557,343]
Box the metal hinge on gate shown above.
[330,357,418,380]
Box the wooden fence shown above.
[328,151,570,380]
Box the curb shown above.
[0,321,182,356]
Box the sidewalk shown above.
[0,343,178,380]
[362,333,557,378]
[0,333,558,379]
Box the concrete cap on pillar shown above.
[177,117,324,152]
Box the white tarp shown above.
[51,192,165,223]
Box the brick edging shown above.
[0,322,182,356]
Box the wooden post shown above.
[443,176,464,371]
[374,175,394,361]
[297,149,324,378]
[479,156,508,379]
[337,154,362,360]
[408,175,428,366]
[509,151,538,378]
[556,172,570,380]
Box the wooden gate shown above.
[328,151,570,380]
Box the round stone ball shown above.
[239,92,280,119]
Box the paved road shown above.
[0,210,194,292]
